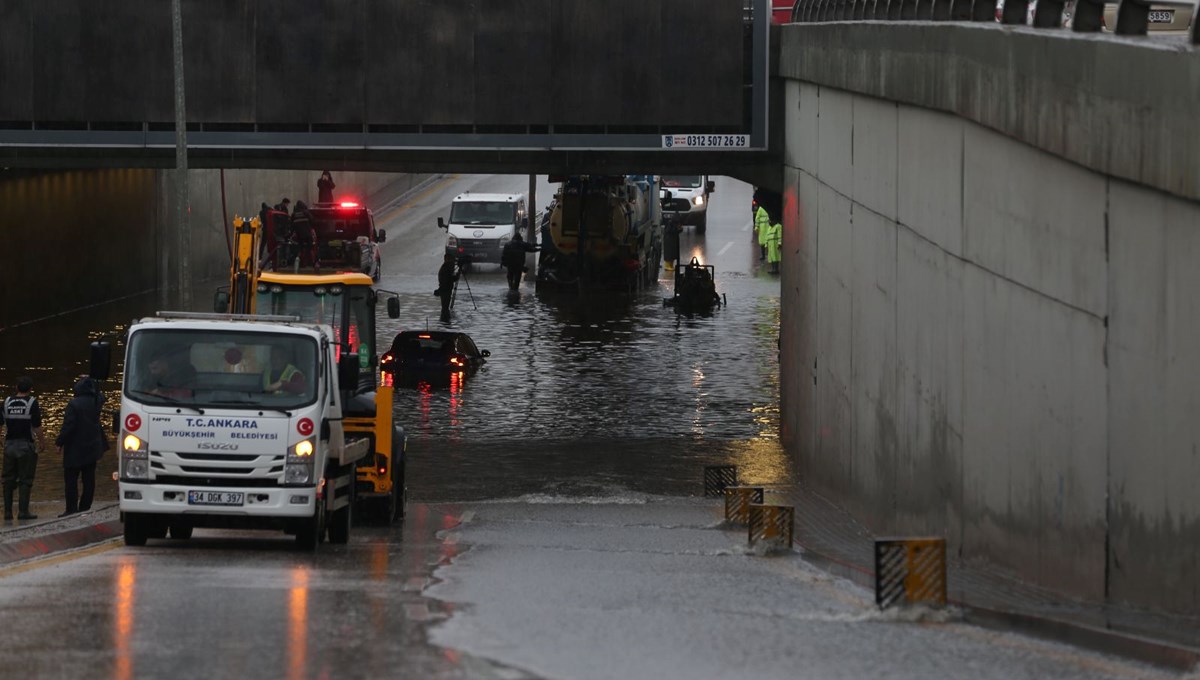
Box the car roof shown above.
[396,330,465,340]
[452,193,522,203]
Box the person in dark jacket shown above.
[436,254,459,323]
[291,201,317,269]
[317,171,336,204]
[500,232,539,291]
[55,377,107,517]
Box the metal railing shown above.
[788,0,1200,43]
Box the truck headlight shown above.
[121,431,149,480]
[447,235,458,247]
[285,438,316,485]
[692,195,705,206]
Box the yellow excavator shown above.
[215,215,406,522]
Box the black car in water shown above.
[380,331,490,375]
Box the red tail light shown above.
[339,201,359,208]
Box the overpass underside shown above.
[0,0,778,187]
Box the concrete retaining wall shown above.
[779,79,1200,614]
[0,169,413,327]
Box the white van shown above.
[438,192,528,264]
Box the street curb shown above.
[961,605,1200,673]
[797,543,1199,672]
[0,519,122,568]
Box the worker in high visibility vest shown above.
[264,346,307,394]
[766,220,782,274]
[754,204,771,262]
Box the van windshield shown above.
[450,201,516,226]
[661,176,702,189]
[125,329,320,410]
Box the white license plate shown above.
[1148,9,1174,22]
[188,490,244,506]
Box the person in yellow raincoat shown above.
[766,220,782,274]
[754,204,771,261]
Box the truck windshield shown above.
[661,176,702,189]
[450,201,516,226]
[125,329,320,409]
[256,285,374,366]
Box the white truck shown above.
[438,192,529,265]
[660,175,716,234]
[106,312,370,550]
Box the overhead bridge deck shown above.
[0,0,775,184]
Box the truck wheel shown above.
[695,214,707,235]
[123,514,148,547]
[328,503,351,544]
[169,523,193,540]
[296,496,325,551]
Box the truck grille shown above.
[663,198,692,212]
[149,451,285,481]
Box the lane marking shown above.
[0,539,121,580]
[459,510,475,524]
[374,174,461,227]
[717,241,734,257]
[741,220,754,232]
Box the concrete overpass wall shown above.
[0,169,414,328]
[0,0,743,130]
[777,27,1200,613]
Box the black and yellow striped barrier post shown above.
[723,486,764,525]
[874,537,947,609]
[749,504,795,551]
[704,465,738,497]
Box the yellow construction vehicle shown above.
[215,215,406,522]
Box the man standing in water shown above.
[2,377,45,521]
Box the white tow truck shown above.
[108,312,370,549]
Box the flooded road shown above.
[0,174,788,508]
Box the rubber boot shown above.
[17,485,36,520]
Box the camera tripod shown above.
[450,261,478,310]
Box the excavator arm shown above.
[226,215,262,314]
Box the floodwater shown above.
[0,174,790,507]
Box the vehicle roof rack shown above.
[155,311,302,323]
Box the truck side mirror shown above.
[705,180,716,193]
[89,341,111,381]
[337,354,360,388]
[377,228,387,243]
[214,290,230,313]
[386,297,400,319]
[437,217,447,230]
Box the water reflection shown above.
[113,559,136,680]
[0,295,148,503]
[288,566,310,680]
[376,266,781,443]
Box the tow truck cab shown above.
[116,313,368,549]
[261,201,385,280]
